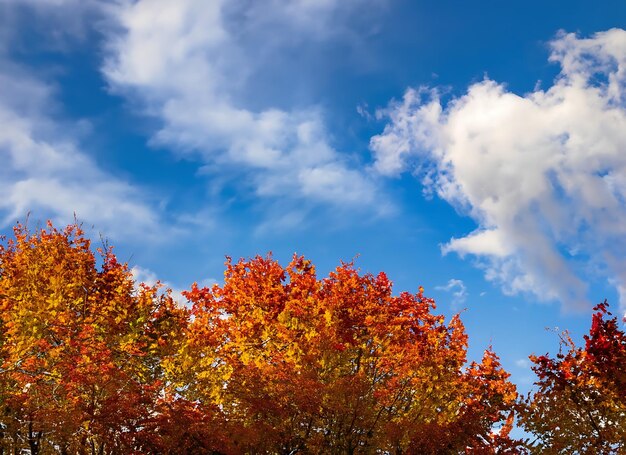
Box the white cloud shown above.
[442,229,513,258]
[371,28,626,311]
[435,278,468,308]
[130,265,160,288]
[0,1,166,239]
[0,59,160,239]
[102,0,381,211]
[130,265,190,307]
[131,265,219,307]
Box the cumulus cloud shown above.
[102,0,381,210]
[371,28,626,311]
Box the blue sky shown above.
[1,0,625,393]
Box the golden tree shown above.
[181,254,519,453]
[0,222,186,454]
[0,223,522,454]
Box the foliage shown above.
[520,300,626,453]
[0,222,523,453]
[0,222,187,454]
[181,254,520,453]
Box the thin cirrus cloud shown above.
[371,28,626,311]
[102,0,381,210]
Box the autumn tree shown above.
[181,254,520,453]
[0,222,187,454]
[0,222,523,454]
[520,300,626,453]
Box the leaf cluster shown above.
[0,221,580,454]
[519,301,626,453]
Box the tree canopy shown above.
[4,221,624,453]
[519,300,626,453]
[0,222,188,454]
[180,254,519,453]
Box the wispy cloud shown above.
[436,278,468,309]
[372,28,626,311]
[0,0,168,240]
[0,59,161,239]
[0,0,101,50]
[102,0,384,215]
